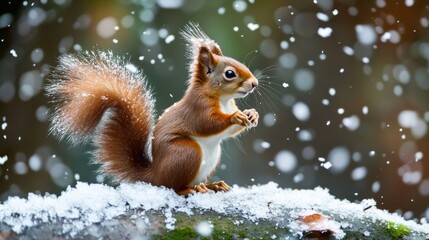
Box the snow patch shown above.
[0,182,428,238]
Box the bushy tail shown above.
[47,51,155,182]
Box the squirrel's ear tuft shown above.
[181,22,223,59]
[181,22,222,77]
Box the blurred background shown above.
[1,0,429,223]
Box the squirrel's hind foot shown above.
[205,181,231,192]
[178,181,231,196]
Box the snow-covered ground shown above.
[0,181,428,239]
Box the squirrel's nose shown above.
[251,80,258,89]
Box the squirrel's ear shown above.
[198,46,217,71]
[210,45,223,56]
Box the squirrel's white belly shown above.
[190,124,242,186]
[190,136,221,186]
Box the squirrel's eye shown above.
[224,70,237,80]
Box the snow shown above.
[342,46,354,56]
[280,40,289,49]
[398,110,428,139]
[96,17,117,38]
[232,0,247,12]
[327,147,350,174]
[376,0,386,8]
[1,182,427,238]
[342,115,360,131]
[419,180,429,196]
[141,28,159,46]
[156,0,184,9]
[29,154,42,171]
[195,221,213,237]
[121,15,134,28]
[274,150,297,173]
[321,161,332,170]
[372,181,381,193]
[292,102,310,121]
[405,0,415,7]
[316,12,329,22]
[261,141,271,149]
[125,63,138,73]
[217,7,226,15]
[317,27,332,38]
[30,48,44,63]
[279,53,296,68]
[165,34,175,44]
[14,161,28,175]
[351,166,367,181]
[247,23,259,31]
[355,24,377,45]
[381,30,401,44]
[0,155,8,165]
[415,152,423,162]
[10,49,17,57]
[297,129,313,141]
[294,69,314,91]
[362,106,369,115]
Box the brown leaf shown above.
[298,213,336,239]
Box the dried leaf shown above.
[298,213,336,239]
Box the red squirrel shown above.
[47,23,259,195]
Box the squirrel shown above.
[46,23,259,195]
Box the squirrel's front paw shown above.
[243,108,259,128]
[231,111,252,127]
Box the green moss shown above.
[156,227,199,240]
[385,221,410,239]
[153,212,287,239]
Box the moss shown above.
[156,227,199,240]
[154,212,287,239]
[385,221,410,239]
